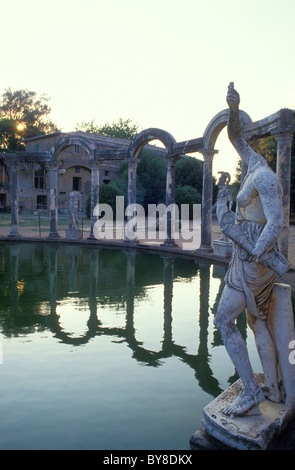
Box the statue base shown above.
[213,239,232,258]
[66,228,82,240]
[190,282,295,450]
[190,374,295,450]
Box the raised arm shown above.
[226,83,258,165]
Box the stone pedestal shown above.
[213,239,232,258]
[190,282,295,450]
[191,374,294,450]
[66,228,82,240]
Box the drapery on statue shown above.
[213,83,289,418]
[67,191,82,229]
[208,171,233,241]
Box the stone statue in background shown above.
[209,171,232,241]
[213,83,290,418]
[67,191,82,229]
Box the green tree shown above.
[250,136,277,171]
[75,118,141,140]
[0,87,58,151]
[0,118,24,152]
[136,149,166,209]
[175,185,202,219]
[86,182,123,219]
[175,156,203,193]
[174,156,205,218]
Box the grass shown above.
[0,212,91,237]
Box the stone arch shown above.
[50,134,96,163]
[203,109,252,150]
[198,109,252,253]
[128,128,177,159]
[62,163,91,172]
[125,128,177,244]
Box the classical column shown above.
[163,157,178,246]
[276,131,293,258]
[47,165,60,239]
[8,160,20,237]
[199,151,215,252]
[125,160,138,242]
[88,162,100,239]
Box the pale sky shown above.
[1,0,295,180]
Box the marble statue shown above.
[209,171,233,241]
[67,191,82,229]
[213,83,289,418]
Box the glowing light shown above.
[17,280,25,294]
[16,123,25,131]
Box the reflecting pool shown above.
[0,242,263,450]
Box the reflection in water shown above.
[0,242,260,449]
[0,242,250,402]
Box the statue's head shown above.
[218,171,231,187]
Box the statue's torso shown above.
[236,171,266,224]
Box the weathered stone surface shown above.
[213,85,292,422]
[265,283,295,408]
[200,374,294,450]
[209,171,233,244]
[190,427,232,450]
[66,228,82,240]
[213,239,232,258]
[194,274,295,451]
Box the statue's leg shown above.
[74,210,78,228]
[214,285,264,416]
[249,315,281,402]
[217,207,228,241]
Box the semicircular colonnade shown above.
[0,105,293,257]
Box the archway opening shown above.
[136,139,168,210]
[212,127,240,182]
[58,164,91,212]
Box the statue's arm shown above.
[226,84,259,165]
[208,201,216,213]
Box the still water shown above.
[0,242,262,450]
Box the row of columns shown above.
[3,128,294,258]
[5,155,182,246]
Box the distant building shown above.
[0,132,138,212]
[23,132,134,212]
[0,131,168,213]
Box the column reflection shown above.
[0,243,228,397]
